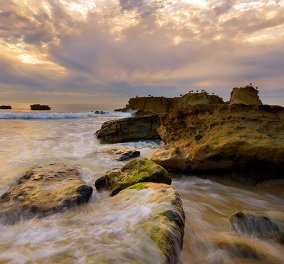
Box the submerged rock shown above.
[95,114,161,143]
[230,85,262,105]
[150,104,284,180]
[102,147,140,161]
[95,159,171,195]
[210,233,281,264]
[0,164,93,224]
[0,105,12,109]
[229,211,284,243]
[30,104,51,110]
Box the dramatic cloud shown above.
[0,0,284,107]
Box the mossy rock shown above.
[126,183,185,264]
[95,159,171,196]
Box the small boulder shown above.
[229,211,284,243]
[0,164,93,224]
[102,147,140,161]
[30,104,51,110]
[95,159,171,195]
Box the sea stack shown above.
[230,85,262,105]
[30,104,51,110]
[0,105,12,109]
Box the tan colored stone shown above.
[0,163,93,224]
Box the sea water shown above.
[0,106,283,263]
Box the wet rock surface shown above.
[95,114,161,143]
[0,164,93,224]
[95,159,171,195]
[229,211,284,243]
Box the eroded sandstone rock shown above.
[0,164,93,224]
[122,92,224,114]
[230,85,262,105]
[150,104,284,180]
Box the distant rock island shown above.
[0,105,12,109]
[30,104,51,111]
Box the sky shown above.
[0,0,284,108]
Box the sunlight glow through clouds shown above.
[0,0,284,104]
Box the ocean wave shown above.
[0,112,131,120]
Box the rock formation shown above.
[150,104,284,180]
[95,114,161,143]
[0,105,12,109]
[30,104,51,110]
[0,164,93,224]
[121,92,224,113]
[95,159,171,195]
[230,85,262,105]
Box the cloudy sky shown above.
[1,0,284,108]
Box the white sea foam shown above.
[0,112,131,120]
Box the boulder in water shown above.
[95,159,171,195]
[0,164,93,224]
[30,104,51,110]
[229,211,284,243]
[95,114,161,143]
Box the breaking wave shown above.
[0,112,131,120]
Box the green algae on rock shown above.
[122,183,185,264]
[0,163,93,224]
[95,159,171,196]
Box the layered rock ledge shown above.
[150,104,284,180]
[0,163,93,224]
[96,114,161,143]
[121,91,223,114]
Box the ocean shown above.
[0,105,283,263]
